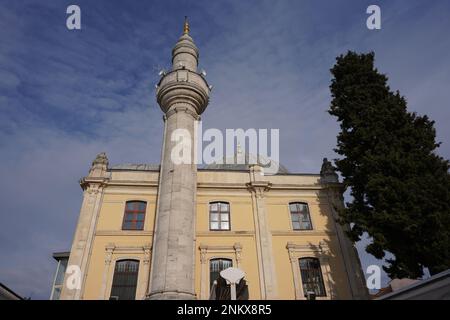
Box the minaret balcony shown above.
[156,69,210,115]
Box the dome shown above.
[203,153,289,174]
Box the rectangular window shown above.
[122,201,147,230]
[110,260,139,300]
[209,202,231,230]
[299,258,326,297]
[51,287,61,300]
[289,202,312,230]
[210,258,232,289]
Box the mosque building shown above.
[53,19,368,300]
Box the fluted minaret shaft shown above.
[148,20,210,300]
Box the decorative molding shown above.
[197,182,326,191]
[79,178,160,191]
[80,177,109,192]
[199,246,207,264]
[286,241,330,255]
[101,200,128,204]
[198,242,243,300]
[103,191,158,197]
[196,198,251,204]
[104,243,152,255]
[105,244,115,265]
[268,185,323,190]
[166,104,200,120]
[246,181,272,199]
[271,230,334,237]
[105,181,159,188]
[96,230,154,237]
[196,231,254,237]
[197,243,243,268]
[198,243,242,252]
[143,246,152,265]
[286,241,333,300]
[234,243,243,265]
[197,183,249,190]
[265,199,322,205]
[157,73,210,115]
[102,243,152,300]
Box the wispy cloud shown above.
[0,0,449,298]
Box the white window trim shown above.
[286,241,335,300]
[208,201,232,231]
[101,243,151,300]
[287,201,314,231]
[198,243,243,300]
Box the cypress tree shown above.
[329,51,450,278]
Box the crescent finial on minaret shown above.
[183,16,190,35]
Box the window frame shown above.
[288,202,313,231]
[122,201,147,231]
[298,257,327,297]
[109,259,140,300]
[209,201,231,231]
[50,257,68,300]
[209,257,233,290]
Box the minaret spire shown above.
[171,17,198,72]
[183,16,190,35]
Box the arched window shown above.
[209,258,249,300]
[209,202,230,231]
[110,260,139,300]
[299,257,326,297]
[289,202,312,230]
[209,258,232,290]
[122,201,146,230]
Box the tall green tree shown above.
[329,51,450,278]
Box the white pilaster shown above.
[60,153,109,300]
[247,166,278,299]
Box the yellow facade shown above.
[66,165,367,300]
[58,23,368,301]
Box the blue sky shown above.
[0,0,449,299]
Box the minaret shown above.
[147,18,210,300]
